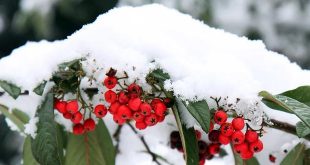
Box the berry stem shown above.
[113,125,123,153]
[127,123,162,165]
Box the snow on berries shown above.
[54,68,170,134]
[208,107,265,160]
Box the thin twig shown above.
[127,123,162,165]
[113,125,123,153]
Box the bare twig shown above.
[113,125,123,153]
[127,123,162,165]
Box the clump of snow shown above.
[5,118,20,132]
[24,117,38,138]
[0,4,310,165]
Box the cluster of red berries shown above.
[209,109,264,160]
[103,72,170,130]
[170,130,220,165]
[54,99,96,135]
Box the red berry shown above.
[94,104,108,118]
[145,113,158,126]
[71,111,83,124]
[232,117,245,131]
[233,143,248,154]
[208,143,220,155]
[245,130,258,143]
[170,131,181,143]
[231,131,245,144]
[109,102,120,114]
[84,118,96,132]
[269,154,276,163]
[127,83,142,98]
[198,140,208,154]
[140,102,152,116]
[135,121,147,130]
[154,102,167,117]
[117,105,132,119]
[157,115,165,123]
[163,98,174,108]
[113,114,126,125]
[73,123,84,135]
[63,112,72,119]
[208,130,220,142]
[195,130,202,140]
[54,100,67,113]
[199,159,205,165]
[133,112,145,122]
[220,123,234,137]
[249,139,263,153]
[118,91,129,104]
[103,76,117,89]
[104,90,117,103]
[128,98,142,111]
[151,98,162,109]
[219,134,231,145]
[240,150,254,160]
[214,110,228,125]
[66,100,79,114]
[209,121,214,132]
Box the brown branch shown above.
[113,125,123,153]
[127,123,162,165]
[268,119,310,141]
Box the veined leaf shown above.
[182,100,210,134]
[281,86,310,106]
[33,81,47,96]
[23,136,39,165]
[172,104,199,165]
[31,93,63,165]
[0,80,21,99]
[259,91,310,129]
[0,105,27,132]
[64,120,115,165]
[296,122,310,138]
[280,143,305,165]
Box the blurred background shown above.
[0,0,310,164]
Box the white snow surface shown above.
[0,4,309,165]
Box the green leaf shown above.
[31,93,63,165]
[304,149,310,164]
[296,122,310,138]
[12,109,29,124]
[280,143,305,165]
[245,157,260,165]
[172,104,199,165]
[259,91,310,128]
[23,136,39,165]
[219,148,228,157]
[146,69,170,85]
[182,100,210,134]
[33,81,47,96]
[281,86,310,106]
[64,120,115,165]
[0,105,27,132]
[0,80,21,99]
[261,99,290,113]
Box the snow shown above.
[0,4,309,165]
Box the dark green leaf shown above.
[23,136,39,165]
[12,109,29,124]
[172,104,199,165]
[304,149,310,165]
[182,100,210,134]
[245,157,260,165]
[232,148,259,165]
[58,59,82,71]
[31,93,63,165]
[146,69,170,85]
[296,122,310,138]
[219,148,228,157]
[280,143,305,165]
[33,81,47,96]
[261,99,290,113]
[0,80,21,99]
[281,86,310,106]
[0,105,27,131]
[259,91,310,128]
[64,120,115,165]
